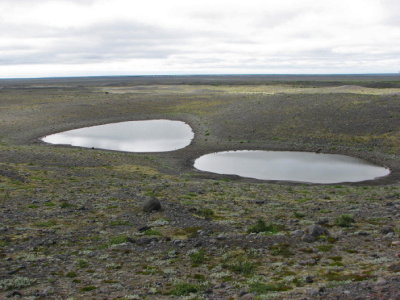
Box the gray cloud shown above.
[0,0,399,76]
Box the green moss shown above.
[317,244,333,252]
[192,274,206,281]
[80,286,96,292]
[170,282,200,296]
[66,271,77,278]
[34,219,57,228]
[60,202,75,208]
[226,260,256,275]
[77,259,89,269]
[293,212,306,219]
[143,229,162,236]
[269,243,293,257]
[196,208,215,219]
[189,249,206,266]
[324,271,371,282]
[109,235,130,245]
[249,282,291,294]
[109,220,131,226]
[335,214,354,227]
[247,219,284,234]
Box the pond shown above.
[42,120,194,152]
[194,150,390,183]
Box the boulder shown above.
[143,197,162,212]
[308,224,330,237]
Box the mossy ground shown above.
[0,76,399,299]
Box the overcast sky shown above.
[0,0,399,78]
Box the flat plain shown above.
[1,75,400,299]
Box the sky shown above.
[0,0,399,78]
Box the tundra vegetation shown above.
[0,75,399,299]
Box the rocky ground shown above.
[0,75,400,299]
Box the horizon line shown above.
[1,72,400,80]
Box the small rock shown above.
[204,289,213,294]
[302,234,316,243]
[254,199,268,205]
[308,224,330,238]
[376,277,387,285]
[143,197,161,212]
[239,291,247,296]
[7,291,22,298]
[392,241,400,246]
[216,234,227,240]
[381,226,395,234]
[172,240,184,246]
[316,218,329,225]
[384,232,395,239]
[388,263,400,272]
[305,276,314,283]
[137,237,156,245]
[138,225,151,232]
[292,230,305,238]
[299,259,317,266]
[357,231,369,236]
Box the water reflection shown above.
[194,150,390,183]
[42,120,194,152]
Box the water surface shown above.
[194,150,390,183]
[42,120,194,152]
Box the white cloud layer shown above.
[0,0,399,77]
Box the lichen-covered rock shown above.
[143,197,161,212]
[308,224,330,237]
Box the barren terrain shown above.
[1,75,400,299]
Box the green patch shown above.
[143,229,162,236]
[196,208,215,219]
[226,260,256,275]
[80,286,96,292]
[44,201,56,207]
[324,271,371,282]
[189,249,206,266]
[60,202,75,208]
[247,219,284,234]
[66,271,77,278]
[269,243,293,257]
[293,211,306,219]
[192,274,206,281]
[335,214,354,227]
[249,282,291,294]
[34,219,57,228]
[77,259,89,269]
[109,220,131,226]
[109,235,130,245]
[170,282,200,296]
[317,244,333,252]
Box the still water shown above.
[194,150,390,183]
[42,120,194,152]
